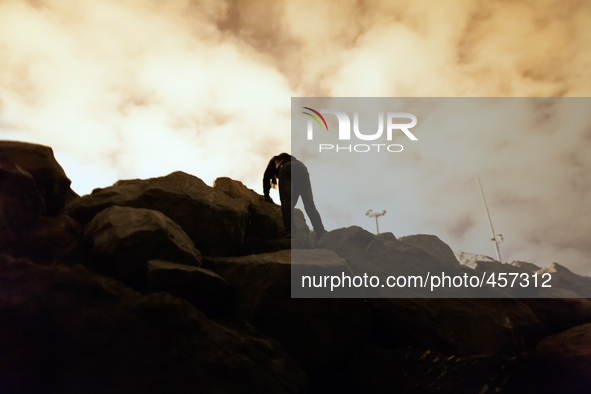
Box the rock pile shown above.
[1,141,591,393]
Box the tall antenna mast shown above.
[477,177,503,262]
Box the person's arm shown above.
[262,157,276,202]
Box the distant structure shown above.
[477,177,503,262]
[365,209,387,234]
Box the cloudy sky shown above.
[1,0,590,274]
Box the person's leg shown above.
[278,163,294,232]
[295,165,325,236]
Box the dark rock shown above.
[531,323,591,391]
[398,234,461,268]
[68,171,249,256]
[521,298,591,334]
[318,227,470,296]
[203,249,296,321]
[147,259,231,317]
[213,177,283,239]
[349,346,502,394]
[319,227,463,277]
[0,142,82,263]
[0,140,75,215]
[0,163,45,245]
[353,323,591,394]
[0,254,307,394]
[213,177,311,253]
[85,205,201,288]
[205,249,371,376]
[486,323,591,394]
[204,249,348,320]
[3,214,84,264]
[368,298,543,356]
[316,226,376,271]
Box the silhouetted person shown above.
[263,153,326,238]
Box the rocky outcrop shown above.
[0,141,80,263]
[0,141,76,215]
[3,140,591,393]
[68,171,249,256]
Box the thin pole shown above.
[478,177,502,262]
[366,209,387,235]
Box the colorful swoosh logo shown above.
[302,107,329,131]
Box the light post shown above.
[365,209,387,234]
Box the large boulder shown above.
[85,205,202,288]
[0,141,81,263]
[213,177,283,239]
[146,259,231,317]
[398,234,461,268]
[486,323,591,394]
[0,163,45,245]
[529,323,591,392]
[204,249,349,321]
[68,171,249,256]
[213,177,311,253]
[0,255,307,394]
[3,214,84,264]
[204,249,371,377]
[0,140,76,215]
[521,298,591,334]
